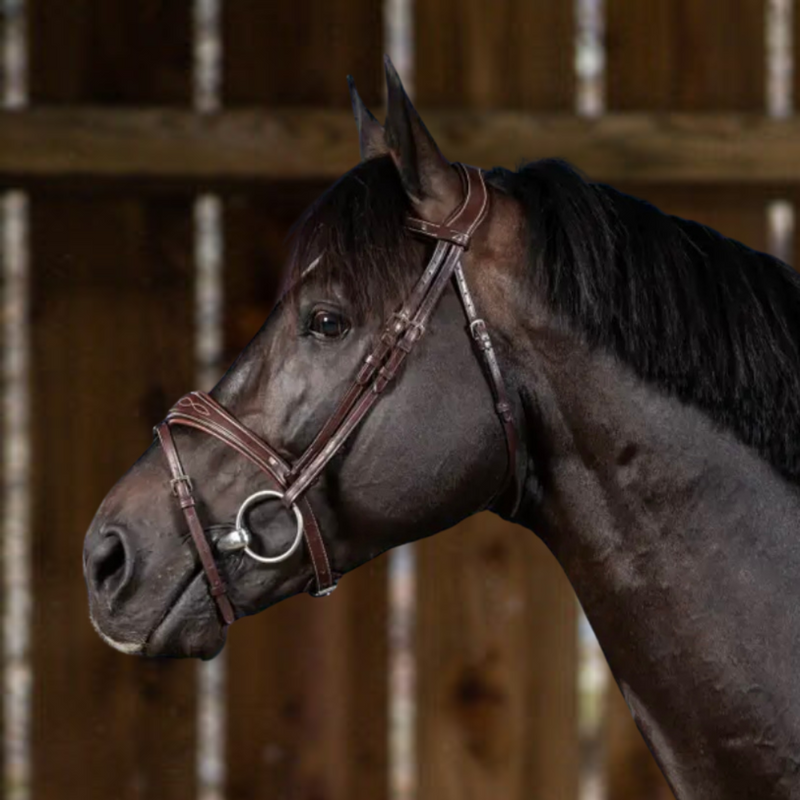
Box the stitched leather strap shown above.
[155,422,236,626]
[163,391,336,597]
[166,392,290,483]
[285,164,495,506]
[284,242,467,507]
[405,161,490,249]
[406,164,519,514]
[289,240,451,479]
[453,262,519,514]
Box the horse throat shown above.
[513,333,800,800]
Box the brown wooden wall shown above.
[0,2,786,800]
[27,3,197,798]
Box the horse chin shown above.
[144,571,228,660]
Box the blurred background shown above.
[0,1,795,799]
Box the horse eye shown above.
[308,309,350,340]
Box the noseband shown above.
[154,163,519,626]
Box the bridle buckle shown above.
[170,473,193,496]
[310,582,338,598]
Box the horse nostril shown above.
[89,531,129,596]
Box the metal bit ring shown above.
[222,490,304,564]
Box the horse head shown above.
[82,58,523,659]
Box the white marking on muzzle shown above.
[89,612,144,655]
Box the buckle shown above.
[170,473,193,496]
[310,582,338,598]
[391,310,411,329]
[469,319,491,349]
[469,318,487,338]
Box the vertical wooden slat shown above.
[605,2,767,797]
[221,5,389,800]
[415,1,574,110]
[607,0,768,250]
[27,3,197,799]
[416,515,578,800]
[607,1,764,111]
[223,1,383,107]
[414,6,579,799]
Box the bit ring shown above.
[224,490,304,564]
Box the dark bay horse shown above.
[83,58,800,799]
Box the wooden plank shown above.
[607,0,768,244]
[607,0,764,112]
[221,5,389,800]
[223,0,383,107]
[221,183,329,362]
[416,515,578,799]
[28,2,191,104]
[27,4,197,800]
[416,0,574,109]
[224,561,390,800]
[1,109,800,187]
[415,5,578,798]
[605,2,767,797]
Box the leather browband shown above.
[155,163,519,625]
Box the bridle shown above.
[154,163,519,626]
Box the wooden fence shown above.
[1,1,794,799]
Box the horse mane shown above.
[286,154,800,484]
[487,159,800,484]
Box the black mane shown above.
[492,159,800,483]
[288,155,800,483]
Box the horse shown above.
[82,56,800,799]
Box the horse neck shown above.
[512,326,800,800]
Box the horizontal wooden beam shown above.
[0,108,799,188]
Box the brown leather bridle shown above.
[154,163,519,626]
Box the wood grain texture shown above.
[416,515,578,800]
[225,561,390,800]
[605,3,767,798]
[415,0,574,110]
[27,3,197,799]
[3,110,800,187]
[607,0,764,112]
[28,1,191,105]
[221,5,390,799]
[607,0,769,255]
[223,0,383,108]
[414,7,579,798]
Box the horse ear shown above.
[347,76,389,161]
[383,55,463,222]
